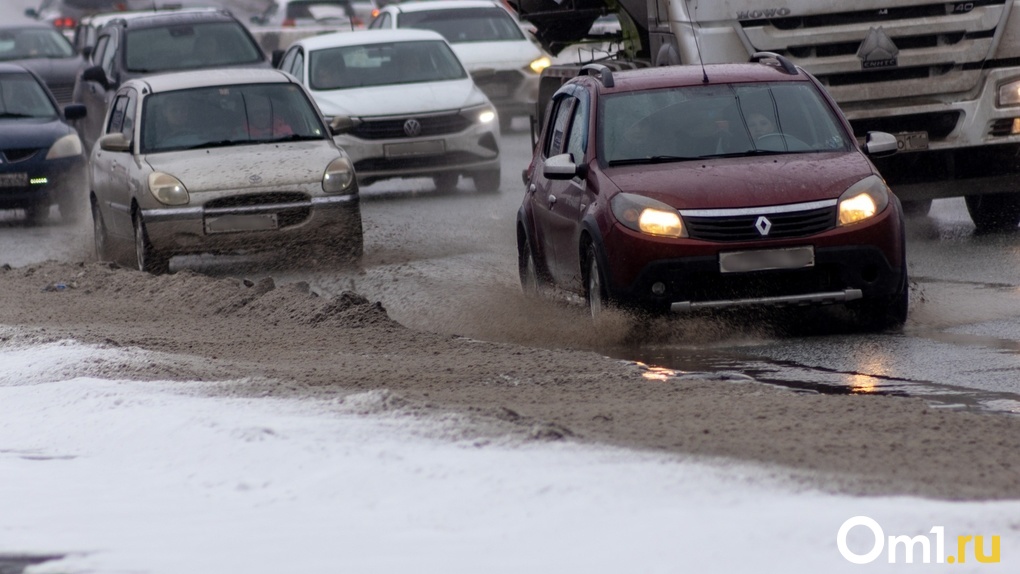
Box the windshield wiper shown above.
[608,155,698,166]
[182,139,251,150]
[0,112,38,119]
[266,134,324,143]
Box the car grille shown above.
[48,83,75,105]
[204,192,310,228]
[472,70,523,102]
[1,148,41,163]
[682,203,837,242]
[351,113,471,140]
[848,111,960,140]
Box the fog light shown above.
[651,282,666,295]
[1013,118,1020,135]
[30,177,48,185]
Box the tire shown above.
[133,210,170,274]
[965,193,1020,232]
[585,243,609,322]
[853,267,909,331]
[518,233,540,297]
[433,172,458,191]
[92,200,111,261]
[901,199,932,218]
[473,168,501,193]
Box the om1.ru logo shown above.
[838,516,1000,564]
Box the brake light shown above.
[282,18,296,26]
[371,9,379,18]
[52,17,76,29]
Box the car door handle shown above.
[548,194,557,206]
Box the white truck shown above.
[509,0,1020,231]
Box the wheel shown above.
[518,233,540,297]
[433,172,458,191]
[473,168,501,193]
[133,210,170,274]
[853,267,909,331]
[965,193,1020,232]
[901,199,932,218]
[92,200,111,261]
[585,244,609,321]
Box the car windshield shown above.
[309,40,466,90]
[124,21,263,73]
[0,28,76,60]
[140,83,326,153]
[601,82,852,165]
[398,7,525,43]
[0,73,58,119]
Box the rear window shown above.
[0,28,76,60]
[309,40,466,90]
[124,21,263,73]
[398,7,525,43]
[0,73,58,119]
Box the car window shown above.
[308,40,466,90]
[398,7,525,43]
[370,12,390,29]
[289,49,304,80]
[0,73,58,118]
[140,83,327,153]
[286,1,353,21]
[280,46,298,71]
[107,93,129,133]
[565,95,587,163]
[124,21,264,73]
[544,95,576,158]
[0,28,76,61]
[99,32,118,77]
[91,33,108,66]
[600,82,852,164]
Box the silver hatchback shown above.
[89,68,362,273]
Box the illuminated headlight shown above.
[611,193,686,238]
[147,172,189,206]
[998,79,1020,106]
[322,156,356,193]
[528,56,551,74]
[479,109,496,124]
[838,175,890,226]
[45,133,83,160]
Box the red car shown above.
[517,54,908,329]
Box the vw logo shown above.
[248,174,263,184]
[403,118,422,137]
[755,215,772,236]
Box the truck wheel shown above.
[965,193,1020,232]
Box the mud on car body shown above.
[517,54,908,329]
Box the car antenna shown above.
[687,0,709,83]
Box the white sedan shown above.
[278,28,501,192]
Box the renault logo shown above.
[403,118,422,137]
[755,215,772,236]
[857,27,899,70]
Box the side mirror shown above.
[98,132,131,153]
[64,103,87,121]
[864,131,898,158]
[82,65,109,89]
[543,153,586,180]
[329,115,358,136]
[24,8,38,18]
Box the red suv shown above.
[517,54,908,329]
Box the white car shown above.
[278,28,501,191]
[369,0,550,129]
[89,68,362,273]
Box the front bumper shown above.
[141,193,362,256]
[0,154,85,211]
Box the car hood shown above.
[449,41,542,69]
[8,56,84,81]
[0,117,73,149]
[312,78,487,118]
[602,152,878,210]
[143,141,340,193]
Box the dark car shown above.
[517,55,908,330]
[73,8,271,151]
[0,63,87,224]
[0,23,85,104]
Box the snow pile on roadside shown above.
[1,339,1018,573]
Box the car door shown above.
[549,90,591,288]
[91,88,137,241]
[77,30,118,151]
[527,91,580,286]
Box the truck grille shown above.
[683,204,836,242]
[352,113,471,140]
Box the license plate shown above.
[204,213,278,234]
[894,131,929,152]
[384,140,445,158]
[0,173,28,188]
[719,246,815,274]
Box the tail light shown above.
[282,18,296,26]
[52,17,76,29]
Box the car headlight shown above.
[998,79,1020,106]
[147,172,189,206]
[837,175,890,226]
[45,133,83,160]
[323,156,356,193]
[528,56,551,74]
[610,193,686,238]
[460,104,497,125]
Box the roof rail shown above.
[579,63,614,88]
[750,52,798,75]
